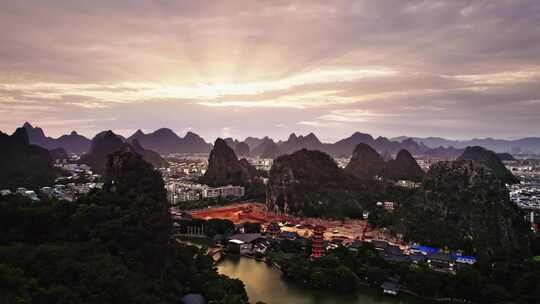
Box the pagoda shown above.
[311,225,326,259]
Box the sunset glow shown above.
[1,1,539,140]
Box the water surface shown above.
[217,256,425,304]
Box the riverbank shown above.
[219,253,475,304]
[175,212,478,304]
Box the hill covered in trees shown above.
[385,149,425,182]
[266,149,386,217]
[391,160,530,259]
[458,146,519,184]
[0,151,247,303]
[80,131,166,173]
[0,128,61,190]
[345,144,424,182]
[344,143,386,179]
[267,146,528,260]
[200,138,258,188]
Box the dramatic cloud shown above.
[0,0,539,141]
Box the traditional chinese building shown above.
[311,225,326,259]
[267,222,281,238]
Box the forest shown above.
[0,151,248,304]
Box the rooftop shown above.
[228,233,262,244]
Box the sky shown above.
[1,0,540,142]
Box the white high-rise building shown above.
[201,185,245,199]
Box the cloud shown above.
[443,70,540,86]
[1,67,398,109]
[0,1,539,139]
[298,121,327,127]
[221,127,232,138]
[318,109,392,123]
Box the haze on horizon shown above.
[1,0,539,142]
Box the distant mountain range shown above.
[13,122,540,158]
[223,138,250,157]
[20,123,212,155]
[23,122,91,154]
[127,128,212,154]
[244,132,456,158]
[392,136,540,154]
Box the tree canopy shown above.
[0,151,248,304]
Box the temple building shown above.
[266,222,281,238]
[311,225,326,259]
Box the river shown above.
[217,256,426,304]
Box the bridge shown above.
[170,232,224,264]
[207,246,223,263]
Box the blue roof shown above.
[453,255,477,261]
[411,245,440,254]
[280,231,297,238]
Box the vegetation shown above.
[200,139,258,188]
[80,131,166,173]
[0,128,63,190]
[268,147,528,260]
[266,149,386,218]
[458,146,520,184]
[242,222,261,234]
[0,151,248,304]
[204,218,236,237]
[271,238,540,303]
[391,161,528,260]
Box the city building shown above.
[348,240,364,254]
[381,244,409,263]
[383,201,395,211]
[372,240,389,251]
[16,187,39,201]
[427,252,455,271]
[202,185,245,199]
[177,191,201,202]
[381,276,401,296]
[410,244,440,255]
[395,180,421,189]
[453,254,477,265]
[165,180,211,204]
[250,158,273,171]
[228,233,263,254]
[409,253,427,264]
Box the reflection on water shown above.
[217,256,424,304]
